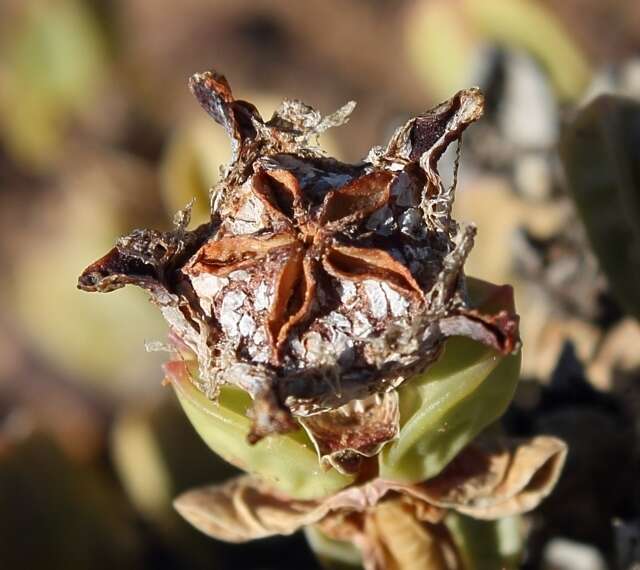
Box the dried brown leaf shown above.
[173,475,444,543]
[418,436,567,519]
[174,437,564,544]
[268,247,313,354]
[252,169,304,223]
[183,234,297,276]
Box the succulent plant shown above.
[78,69,565,569]
[79,70,518,457]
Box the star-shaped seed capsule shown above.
[79,69,519,463]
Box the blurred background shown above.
[1,0,639,568]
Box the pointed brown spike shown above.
[385,88,484,164]
[188,71,235,128]
[189,70,262,152]
[78,247,156,293]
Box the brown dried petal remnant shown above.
[174,436,566,570]
[78,69,520,446]
[299,392,400,475]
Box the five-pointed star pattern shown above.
[183,167,424,364]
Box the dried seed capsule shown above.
[78,70,519,472]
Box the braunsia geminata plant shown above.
[79,69,566,570]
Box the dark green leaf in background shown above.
[560,94,640,320]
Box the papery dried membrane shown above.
[299,392,400,475]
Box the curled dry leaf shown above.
[78,69,520,448]
[173,436,566,554]
[172,473,448,544]
[412,436,567,519]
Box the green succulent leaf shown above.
[379,278,521,482]
[445,512,523,570]
[171,370,354,501]
[560,94,640,320]
[305,526,362,570]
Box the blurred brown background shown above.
[1,1,640,568]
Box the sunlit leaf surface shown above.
[380,278,521,482]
